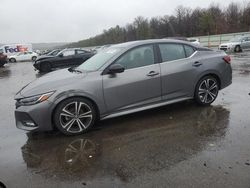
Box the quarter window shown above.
[184,45,195,57]
[159,43,186,62]
[115,45,155,70]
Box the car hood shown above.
[15,68,87,99]
[36,55,55,61]
[220,42,240,46]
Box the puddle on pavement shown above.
[0,67,11,79]
[21,103,229,182]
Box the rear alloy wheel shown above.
[40,62,51,72]
[54,98,97,135]
[234,45,241,53]
[10,58,16,63]
[194,76,219,106]
[31,56,37,61]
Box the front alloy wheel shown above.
[54,98,96,135]
[195,76,219,105]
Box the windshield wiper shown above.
[68,67,83,73]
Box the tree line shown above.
[68,2,250,47]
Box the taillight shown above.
[223,55,231,64]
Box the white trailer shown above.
[0,44,33,57]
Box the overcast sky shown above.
[0,0,245,43]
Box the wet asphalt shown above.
[0,52,250,188]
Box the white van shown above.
[0,44,33,56]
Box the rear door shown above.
[158,43,200,100]
[102,44,161,113]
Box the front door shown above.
[57,49,76,67]
[102,45,161,113]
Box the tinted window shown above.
[76,50,87,54]
[184,45,195,57]
[115,45,155,70]
[159,44,186,62]
[62,50,75,56]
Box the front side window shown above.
[159,43,186,62]
[76,50,87,54]
[62,50,75,57]
[115,45,155,70]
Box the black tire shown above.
[40,62,51,72]
[9,58,16,63]
[0,61,4,67]
[32,56,37,61]
[234,45,241,53]
[53,97,97,136]
[194,76,219,106]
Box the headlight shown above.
[17,91,55,106]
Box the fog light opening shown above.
[23,121,36,127]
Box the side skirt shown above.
[100,97,193,120]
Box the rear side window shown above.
[159,43,186,62]
[184,45,195,57]
[62,50,75,56]
[76,50,87,54]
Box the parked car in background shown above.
[219,36,250,52]
[33,48,95,72]
[15,39,232,136]
[0,51,8,67]
[188,38,201,46]
[9,51,38,62]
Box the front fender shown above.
[49,89,106,116]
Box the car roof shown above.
[112,39,196,48]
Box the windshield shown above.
[229,37,242,42]
[77,47,124,71]
[48,50,60,56]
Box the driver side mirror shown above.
[58,53,63,57]
[108,64,125,74]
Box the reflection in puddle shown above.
[0,67,11,79]
[21,103,230,182]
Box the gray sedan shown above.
[15,39,232,135]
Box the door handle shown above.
[147,71,159,77]
[193,61,202,67]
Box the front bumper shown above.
[15,100,54,131]
[219,46,234,52]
